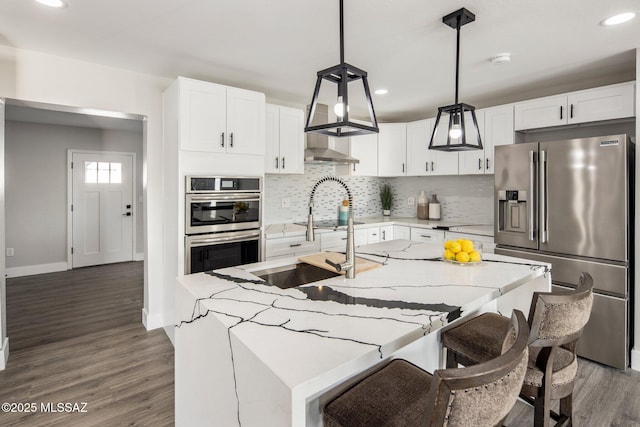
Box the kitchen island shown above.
[175,240,550,427]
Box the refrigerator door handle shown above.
[529,150,536,241]
[539,149,548,243]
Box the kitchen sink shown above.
[253,263,340,289]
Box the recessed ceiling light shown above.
[34,0,68,8]
[374,89,388,95]
[601,12,635,26]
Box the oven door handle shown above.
[188,231,261,247]
[188,195,260,202]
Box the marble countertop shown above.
[176,240,547,391]
[264,217,494,239]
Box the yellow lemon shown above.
[455,251,470,263]
[444,240,452,250]
[443,249,456,260]
[449,241,462,254]
[469,251,482,263]
[461,240,474,253]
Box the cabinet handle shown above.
[282,157,285,169]
[290,243,302,247]
[353,163,356,172]
[570,104,574,119]
[431,161,435,171]
[382,230,386,240]
[402,163,405,173]
[275,157,279,169]
[230,132,234,147]
[560,106,563,120]
[220,132,225,147]
[425,162,428,172]
[420,234,431,238]
[478,158,482,170]
[486,158,489,170]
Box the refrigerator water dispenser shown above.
[497,190,528,234]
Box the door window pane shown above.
[84,161,123,184]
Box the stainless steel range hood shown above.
[305,104,359,165]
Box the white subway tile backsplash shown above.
[264,166,494,225]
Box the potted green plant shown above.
[380,184,393,216]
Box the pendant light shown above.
[305,0,379,137]
[429,8,483,152]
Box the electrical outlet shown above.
[408,197,415,206]
[6,248,14,257]
[281,198,290,208]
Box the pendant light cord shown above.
[454,14,461,106]
[339,0,344,64]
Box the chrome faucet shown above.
[306,176,356,279]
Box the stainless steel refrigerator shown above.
[494,134,634,369]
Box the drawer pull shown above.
[289,243,302,247]
[420,234,432,238]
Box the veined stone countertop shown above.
[264,217,494,239]
[175,239,548,426]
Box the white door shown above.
[72,152,134,268]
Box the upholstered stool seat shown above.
[323,310,530,427]
[441,312,510,364]
[324,359,432,427]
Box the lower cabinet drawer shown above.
[265,236,320,259]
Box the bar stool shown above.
[441,273,594,427]
[323,310,529,427]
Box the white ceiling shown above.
[0,0,638,123]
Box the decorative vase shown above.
[383,209,391,216]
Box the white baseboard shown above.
[134,252,144,262]
[142,308,165,331]
[0,337,9,370]
[6,262,68,278]
[631,349,640,372]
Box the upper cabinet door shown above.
[458,109,486,175]
[277,106,304,174]
[264,104,280,173]
[350,132,379,176]
[514,94,567,130]
[226,87,265,155]
[377,123,407,176]
[180,79,227,153]
[483,104,514,174]
[429,113,459,175]
[567,82,635,125]
[406,119,431,176]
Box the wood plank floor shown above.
[1,262,639,426]
[0,262,174,426]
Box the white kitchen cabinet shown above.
[349,131,379,176]
[410,228,445,243]
[406,118,459,176]
[179,77,265,155]
[320,230,348,251]
[355,228,368,246]
[514,81,634,130]
[265,234,320,260]
[393,225,411,240]
[366,227,381,244]
[458,110,486,175]
[380,225,393,241]
[458,104,514,175]
[265,104,304,174]
[426,114,460,175]
[377,123,407,177]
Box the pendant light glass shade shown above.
[429,8,483,152]
[305,0,379,137]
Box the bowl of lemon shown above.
[442,239,482,265]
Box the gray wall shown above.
[5,120,143,269]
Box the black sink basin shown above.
[253,263,341,289]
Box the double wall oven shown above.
[185,176,262,274]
